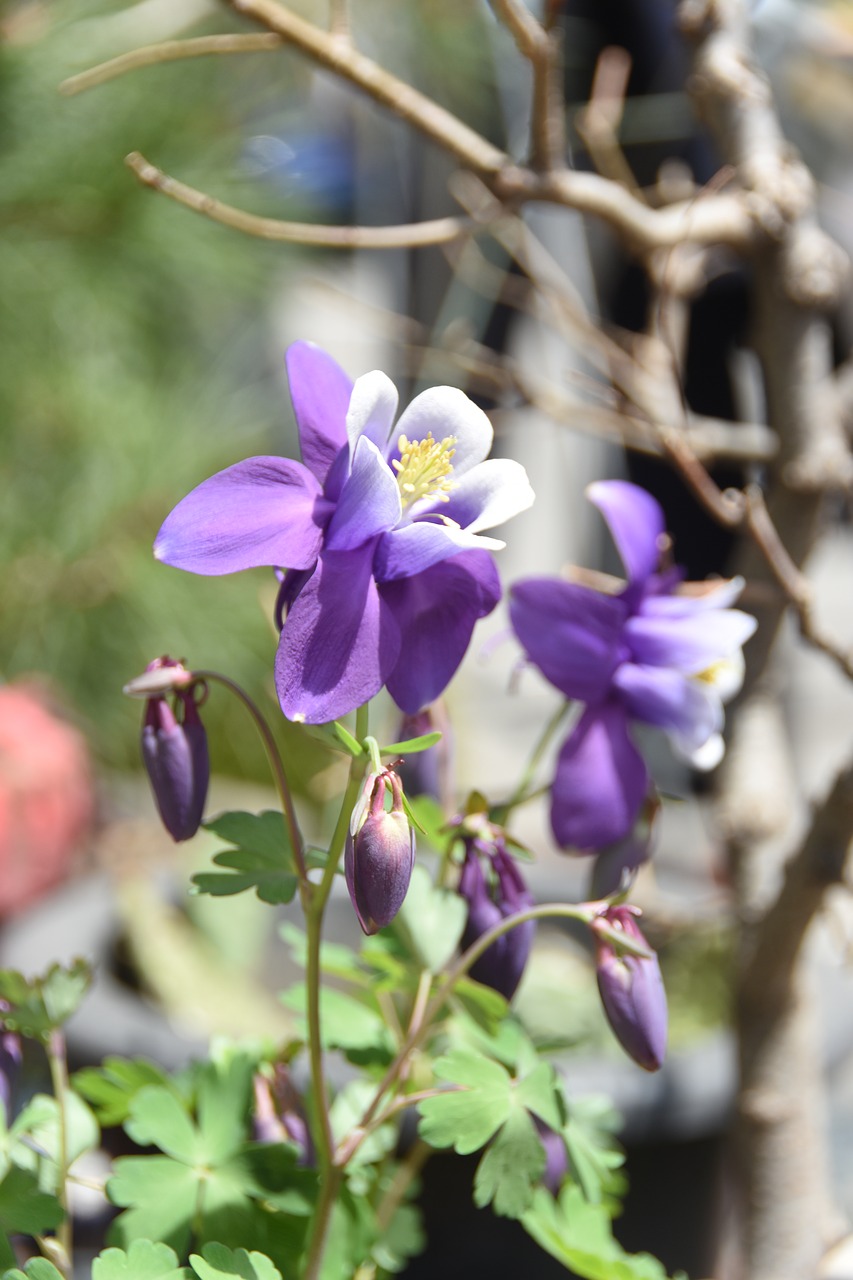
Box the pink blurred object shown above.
[0,683,94,917]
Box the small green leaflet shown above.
[0,1165,63,1244]
[92,1239,189,1280]
[73,1058,175,1127]
[7,1091,100,1189]
[280,985,393,1057]
[2,1258,66,1280]
[402,796,447,853]
[417,1050,512,1154]
[189,1243,282,1280]
[473,1106,545,1218]
[377,731,441,755]
[561,1093,627,1205]
[0,961,91,1040]
[194,812,302,904]
[370,1203,425,1274]
[522,1185,674,1280]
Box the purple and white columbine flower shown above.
[510,480,757,851]
[155,343,534,724]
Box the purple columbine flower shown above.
[345,768,415,935]
[140,659,209,842]
[458,832,535,1001]
[593,906,667,1072]
[252,1066,314,1165]
[510,480,757,850]
[154,343,534,725]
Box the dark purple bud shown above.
[252,1066,314,1165]
[534,1118,569,1194]
[594,907,667,1072]
[395,703,451,803]
[345,770,415,935]
[0,1005,21,1125]
[140,662,209,842]
[459,843,535,1001]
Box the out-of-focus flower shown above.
[593,906,667,1072]
[0,683,94,917]
[457,820,534,1001]
[395,703,451,803]
[345,768,415,935]
[155,342,534,724]
[139,659,209,842]
[252,1066,313,1165]
[534,1117,569,1194]
[510,480,757,850]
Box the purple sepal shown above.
[534,1118,569,1194]
[459,844,534,1001]
[141,676,209,842]
[252,1066,314,1166]
[0,1007,21,1126]
[594,907,667,1072]
[550,701,648,851]
[345,771,415,935]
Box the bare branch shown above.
[489,0,566,169]
[124,152,471,248]
[575,45,641,193]
[59,33,283,96]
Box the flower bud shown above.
[345,770,415,935]
[593,907,667,1072]
[252,1066,313,1166]
[459,842,534,1001]
[534,1118,569,1194]
[395,703,451,802]
[140,660,209,842]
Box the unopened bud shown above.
[140,659,209,842]
[252,1066,313,1165]
[345,770,415,935]
[395,703,451,802]
[593,906,667,1072]
[459,841,534,1001]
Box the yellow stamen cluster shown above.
[393,432,457,508]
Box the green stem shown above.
[496,700,570,821]
[46,1030,72,1273]
[375,1139,431,1232]
[302,703,370,1280]
[193,669,308,884]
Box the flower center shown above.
[393,432,456,508]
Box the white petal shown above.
[700,649,745,703]
[672,731,726,772]
[346,370,399,452]
[393,386,493,476]
[421,458,535,534]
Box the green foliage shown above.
[107,1056,313,1266]
[522,1185,675,1280]
[393,864,467,973]
[561,1094,627,1206]
[2,1257,66,1280]
[73,1058,176,1128]
[0,1165,64,1241]
[0,962,91,1040]
[280,986,394,1061]
[92,1240,190,1280]
[193,813,305,905]
[378,731,442,755]
[189,1243,281,1280]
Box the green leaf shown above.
[514,1061,563,1132]
[521,1185,672,1280]
[92,1239,189,1280]
[370,1203,425,1273]
[330,1082,396,1169]
[73,1059,174,1127]
[123,1089,200,1165]
[2,1258,66,1280]
[189,1243,282,1280]
[194,812,300,905]
[331,721,363,757]
[393,864,466,972]
[403,797,447,853]
[279,925,364,985]
[417,1050,512,1154]
[195,1057,254,1166]
[378,731,442,755]
[474,1106,545,1218]
[562,1095,626,1206]
[280,986,393,1057]
[107,1156,198,1257]
[0,1165,64,1236]
[0,962,92,1040]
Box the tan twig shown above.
[59,33,283,96]
[489,0,566,169]
[124,152,472,248]
[575,45,641,193]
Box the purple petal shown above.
[381,550,500,714]
[612,662,721,750]
[286,342,352,485]
[154,457,328,575]
[509,578,627,703]
[275,544,401,724]
[596,910,667,1072]
[550,702,648,850]
[587,480,665,586]
[324,436,402,551]
[625,608,757,675]
[641,575,746,617]
[375,519,500,582]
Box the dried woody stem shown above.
[488,0,566,170]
